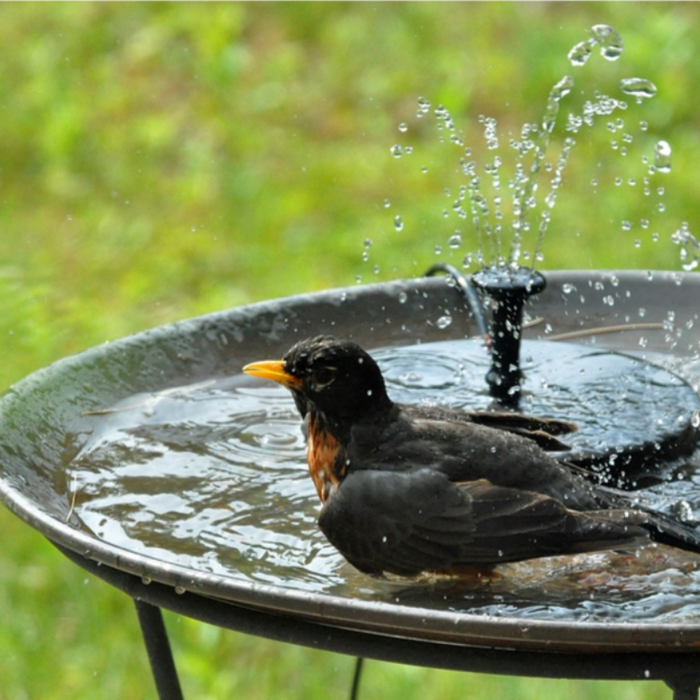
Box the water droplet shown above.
[448,233,462,249]
[620,77,657,103]
[416,96,431,117]
[393,216,404,231]
[568,40,593,67]
[383,198,391,209]
[390,144,403,158]
[550,75,575,103]
[397,291,408,304]
[592,24,624,61]
[671,500,694,523]
[653,140,672,173]
[436,315,452,329]
[671,224,700,271]
[398,122,408,133]
[562,283,576,295]
[363,238,373,249]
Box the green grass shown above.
[0,3,698,698]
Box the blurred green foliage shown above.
[0,4,697,699]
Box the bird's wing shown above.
[401,404,576,451]
[351,414,602,510]
[318,469,645,576]
[466,412,575,451]
[466,409,577,436]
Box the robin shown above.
[243,335,700,576]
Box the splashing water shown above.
[568,24,624,66]
[672,223,700,271]
[654,140,672,173]
[385,24,673,274]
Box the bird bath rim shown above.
[1,269,700,655]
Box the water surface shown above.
[68,339,700,622]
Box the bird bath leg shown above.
[664,675,700,700]
[134,600,185,700]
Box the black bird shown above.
[243,335,700,577]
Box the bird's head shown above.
[243,335,393,426]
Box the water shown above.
[654,140,672,173]
[67,339,700,622]
[620,77,658,103]
[567,25,624,67]
[672,223,700,271]
[385,24,676,274]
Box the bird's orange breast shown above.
[307,419,344,503]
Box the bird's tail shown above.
[595,486,700,554]
[643,510,700,553]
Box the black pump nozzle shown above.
[471,266,546,407]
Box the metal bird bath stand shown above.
[2,270,700,699]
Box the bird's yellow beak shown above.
[242,360,303,390]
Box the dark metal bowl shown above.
[1,270,700,657]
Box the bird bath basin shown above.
[3,269,700,698]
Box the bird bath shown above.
[3,271,700,699]
[3,21,700,700]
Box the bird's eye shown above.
[312,366,336,390]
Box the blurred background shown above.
[0,4,698,699]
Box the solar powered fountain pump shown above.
[426,263,546,409]
[471,265,546,407]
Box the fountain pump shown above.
[426,263,545,408]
